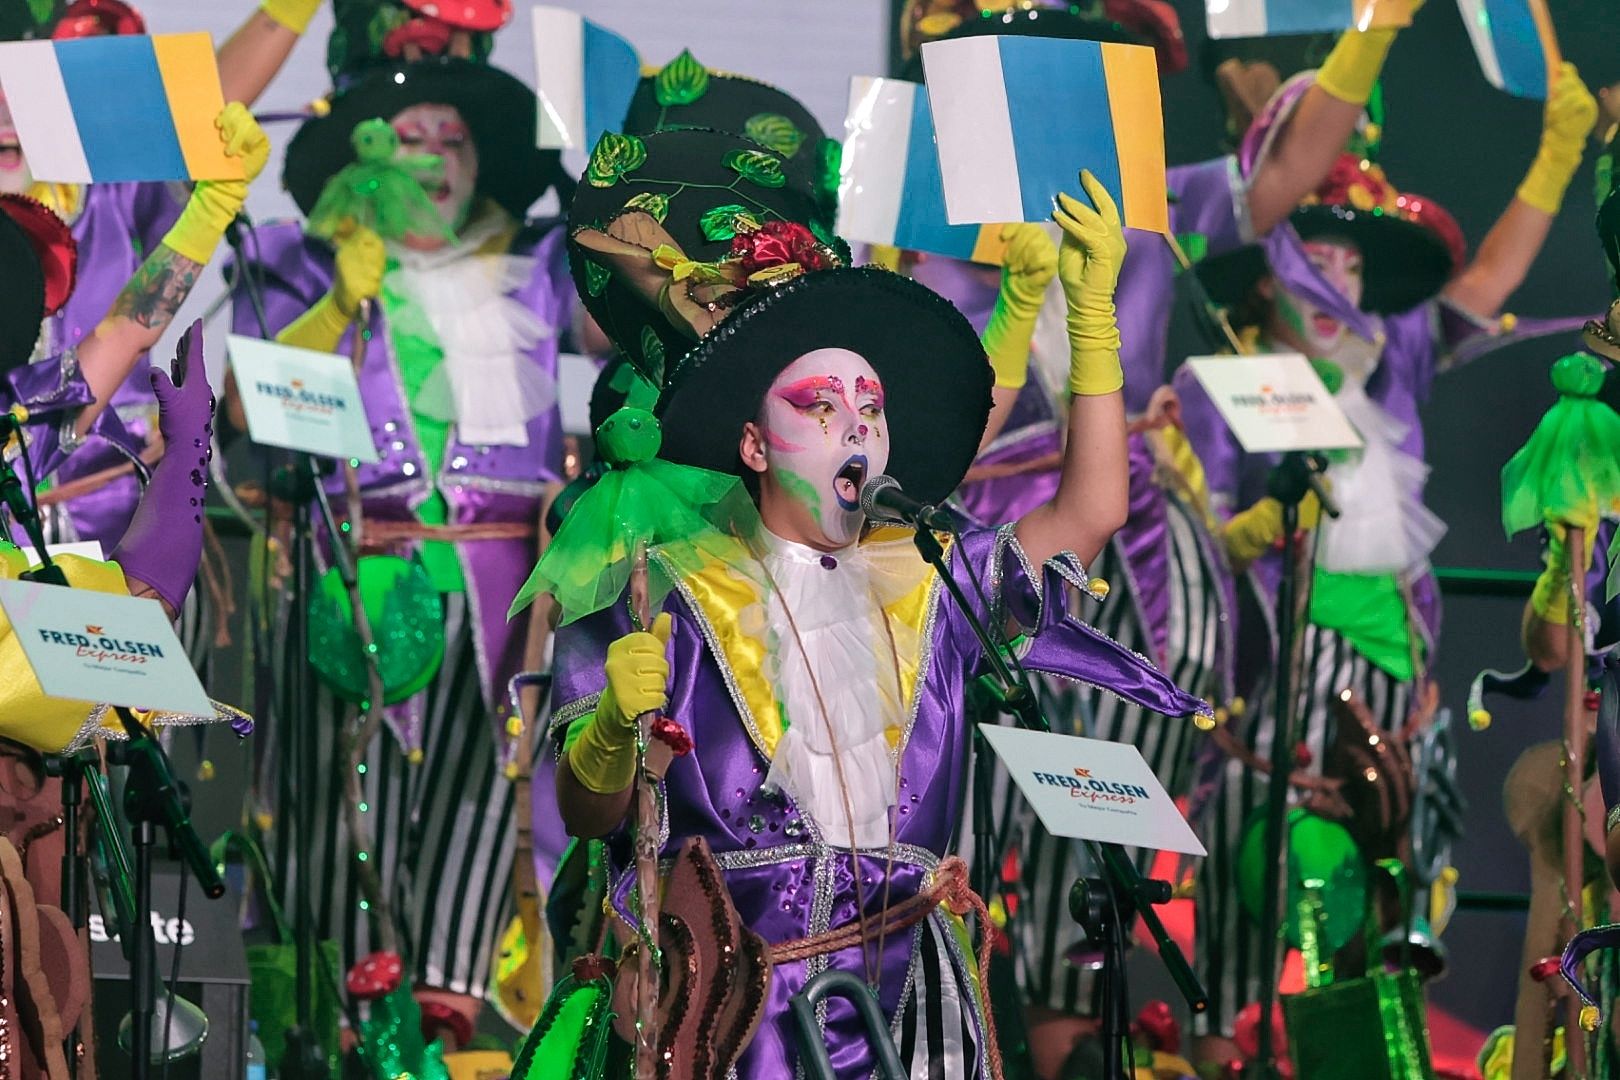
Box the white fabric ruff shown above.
[386,211,555,447]
[758,529,903,849]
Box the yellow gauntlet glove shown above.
[981,223,1057,390]
[1053,171,1126,397]
[260,0,322,33]
[568,613,672,795]
[1314,0,1424,107]
[160,104,270,264]
[1222,492,1323,566]
[276,228,385,353]
[1517,63,1599,215]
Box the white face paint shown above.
[747,348,891,549]
[0,91,33,196]
[1268,237,1366,360]
[390,103,479,246]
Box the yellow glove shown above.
[1053,171,1126,396]
[260,0,322,33]
[160,103,270,264]
[275,228,385,353]
[981,223,1057,390]
[1314,0,1423,107]
[1517,62,1599,214]
[568,613,672,795]
[1530,510,1599,624]
[1221,492,1322,565]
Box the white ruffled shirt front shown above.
[386,211,557,447]
[758,530,903,849]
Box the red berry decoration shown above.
[345,950,404,1001]
[1293,742,1313,768]
[1586,690,1602,713]
[1134,999,1180,1052]
[650,715,693,757]
[1529,956,1562,983]
[572,953,617,982]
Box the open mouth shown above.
[833,455,867,511]
[1311,313,1340,339]
[0,140,21,171]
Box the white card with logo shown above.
[0,579,213,716]
[979,725,1205,855]
[1184,353,1361,454]
[227,335,379,463]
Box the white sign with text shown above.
[227,335,378,462]
[0,579,213,716]
[979,725,1206,855]
[1184,353,1362,454]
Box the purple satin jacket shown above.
[918,156,1248,681]
[550,527,1210,1079]
[233,219,571,725]
[42,182,185,546]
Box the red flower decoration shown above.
[403,0,513,32]
[1529,956,1563,983]
[1311,153,1397,214]
[1132,999,1181,1053]
[52,0,146,38]
[730,220,835,280]
[650,715,693,757]
[1102,0,1188,75]
[345,950,404,1000]
[383,16,454,60]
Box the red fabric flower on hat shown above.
[729,221,835,281]
[51,0,146,38]
[383,16,454,60]
[402,0,512,32]
[1310,153,1399,214]
[1102,0,1188,75]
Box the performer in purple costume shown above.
[227,2,573,1043]
[1173,64,1597,1056]
[546,154,1211,1077]
[0,0,326,549]
[890,4,1409,1064]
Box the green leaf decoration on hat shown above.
[586,132,649,188]
[639,326,666,385]
[815,137,843,200]
[624,191,669,223]
[26,0,53,22]
[655,49,710,108]
[724,149,787,189]
[583,259,611,297]
[305,119,454,245]
[508,405,762,624]
[698,203,760,243]
[1608,527,1618,602]
[743,113,806,158]
[1500,353,1620,538]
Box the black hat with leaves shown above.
[568,127,848,388]
[619,49,841,228]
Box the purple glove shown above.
[111,320,213,614]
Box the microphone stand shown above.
[905,522,1205,1079]
[1246,452,1337,1080]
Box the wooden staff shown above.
[1562,523,1589,1077]
[628,543,667,1080]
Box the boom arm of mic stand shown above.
[114,708,226,900]
[1095,844,1207,1014]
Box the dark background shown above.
[165,0,1619,1050]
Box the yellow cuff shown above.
[1223,497,1283,564]
[275,293,353,354]
[567,708,638,795]
[1314,28,1396,107]
[259,0,321,33]
[160,180,246,265]
[981,296,1039,390]
[1516,147,1581,215]
[1066,349,1123,396]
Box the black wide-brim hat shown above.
[1197,204,1455,317]
[283,56,562,219]
[567,127,843,384]
[898,6,1143,81]
[0,211,45,372]
[620,53,839,221]
[656,266,991,506]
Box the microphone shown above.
[859,474,956,532]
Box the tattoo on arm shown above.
[110,246,202,332]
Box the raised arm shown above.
[1444,64,1597,319]
[1014,172,1128,569]
[74,104,268,436]
[216,0,323,107]
[1244,20,1401,237]
[978,223,1057,452]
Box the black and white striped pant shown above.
[260,594,518,1000]
[1193,621,1413,1036]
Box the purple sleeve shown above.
[4,352,145,479]
[1172,362,1244,519]
[1168,156,1251,257]
[950,527,1211,720]
[125,181,187,257]
[227,220,336,339]
[548,599,635,736]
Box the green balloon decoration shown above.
[308,555,445,705]
[1237,807,1367,953]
